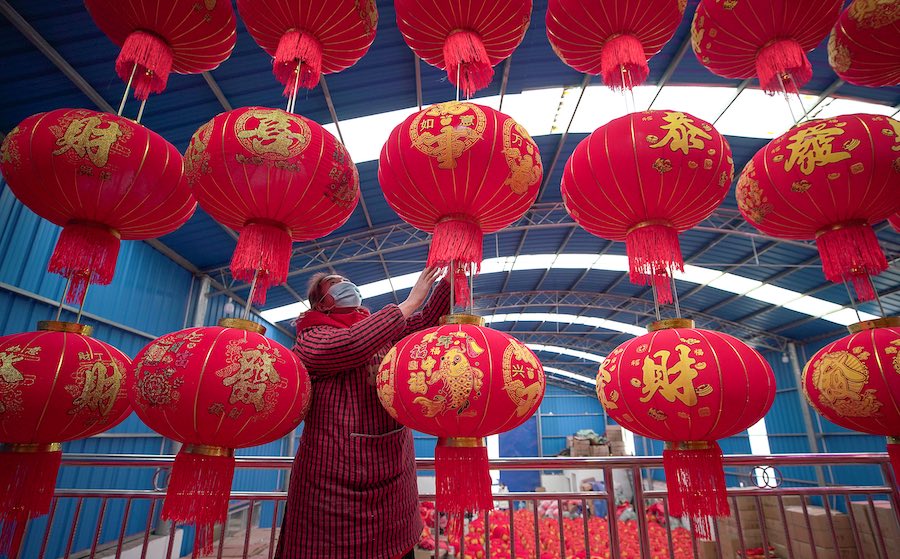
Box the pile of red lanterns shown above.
[0,0,898,557]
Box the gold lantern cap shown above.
[648,318,695,332]
[218,317,266,334]
[848,317,899,334]
[37,320,92,336]
[439,313,485,326]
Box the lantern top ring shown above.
[664,441,712,451]
[218,318,267,334]
[37,320,93,336]
[626,219,675,236]
[183,444,235,458]
[648,318,695,332]
[0,443,62,453]
[437,437,486,448]
[439,314,486,326]
[848,317,900,334]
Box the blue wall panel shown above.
[499,417,541,492]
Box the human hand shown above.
[399,266,440,317]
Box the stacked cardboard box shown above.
[760,495,803,558]
[569,436,593,457]
[718,496,764,558]
[606,426,626,456]
[784,505,857,559]
[849,500,900,559]
[565,432,616,457]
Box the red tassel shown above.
[625,223,683,304]
[755,39,812,94]
[48,222,121,305]
[231,221,293,306]
[600,34,649,90]
[815,223,887,302]
[434,438,493,537]
[0,445,62,559]
[116,31,174,100]
[887,439,900,488]
[663,441,729,540]
[427,217,482,307]
[161,446,236,556]
[443,31,493,98]
[274,30,323,94]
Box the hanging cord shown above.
[242,268,260,321]
[75,284,90,324]
[671,276,682,319]
[449,260,456,314]
[868,275,887,318]
[53,277,72,321]
[117,63,137,116]
[455,65,460,102]
[778,71,808,125]
[468,268,474,314]
[135,98,148,123]
[620,65,636,114]
[651,283,661,321]
[287,61,302,114]
[842,280,863,324]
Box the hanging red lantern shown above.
[237,0,377,96]
[736,113,900,302]
[802,318,900,483]
[561,110,733,303]
[0,321,132,557]
[890,213,900,234]
[691,0,843,93]
[84,0,236,100]
[379,101,542,304]
[394,0,531,97]
[596,319,775,538]
[545,0,685,90]
[376,315,545,532]
[828,1,900,87]
[130,318,311,554]
[184,106,359,304]
[0,109,196,304]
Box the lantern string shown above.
[53,277,72,321]
[777,72,807,126]
[455,65,460,103]
[651,283,661,321]
[243,268,260,321]
[621,65,636,114]
[449,260,456,313]
[671,275,682,319]
[468,269,474,314]
[136,98,147,124]
[75,283,90,324]
[117,63,137,117]
[868,275,887,318]
[288,61,302,114]
[842,280,863,324]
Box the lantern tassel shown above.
[48,222,121,305]
[0,445,63,559]
[663,441,729,540]
[815,223,887,302]
[600,34,648,90]
[427,217,482,306]
[756,38,812,94]
[887,439,900,487]
[434,438,493,537]
[231,221,293,306]
[625,223,683,304]
[443,31,493,98]
[274,30,323,94]
[161,447,236,556]
[116,31,174,100]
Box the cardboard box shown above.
[788,540,858,559]
[590,444,610,456]
[608,441,626,455]
[566,435,574,448]
[605,426,623,442]
[785,505,855,548]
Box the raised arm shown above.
[400,279,452,337]
[294,305,407,376]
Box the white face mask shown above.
[328,281,362,308]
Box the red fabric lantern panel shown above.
[890,213,900,234]
[561,110,733,303]
[802,318,900,483]
[376,317,545,531]
[130,318,311,553]
[691,0,843,93]
[85,0,236,100]
[185,106,359,304]
[597,320,775,537]
[237,0,377,96]
[828,1,900,87]
[0,109,196,304]
[546,0,685,89]
[0,321,132,556]
[379,101,542,304]
[395,0,531,97]
[736,114,900,301]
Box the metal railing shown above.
[6,453,899,559]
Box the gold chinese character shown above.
[219,345,281,412]
[459,115,475,127]
[784,123,851,175]
[236,110,309,158]
[420,118,435,131]
[70,360,123,417]
[649,112,712,154]
[53,116,123,167]
[638,344,700,406]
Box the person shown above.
[581,479,609,518]
[275,267,451,559]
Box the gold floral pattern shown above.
[406,331,486,418]
[848,0,900,28]
[501,339,545,417]
[0,125,21,170]
[409,102,485,169]
[810,349,882,417]
[736,161,772,224]
[234,109,311,160]
[502,119,542,195]
[0,344,40,416]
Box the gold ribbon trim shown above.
[439,314,485,326]
[218,318,267,334]
[183,444,234,458]
[848,317,900,334]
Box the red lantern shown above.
[801,318,900,482]
[561,110,733,303]
[184,106,359,304]
[0,321,132,556]
[394,0,531,97]
[130,318,311,553]
[376,315,545,531]
[545,0,685,90]
[596,319,775,537]
[378,101,542,304]
[237,0,377,96]
[828,1,900,87]
[0,109,196,304]
[890,213,900,234]
[736,114,900,302]
[691,0,843,93]
[84,0,236,100]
